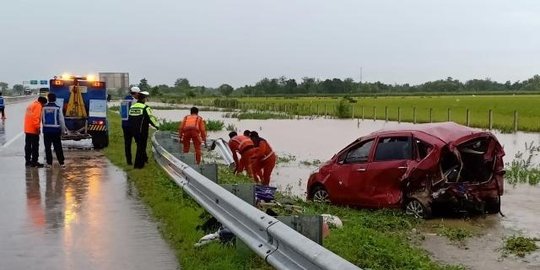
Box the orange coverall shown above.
[252,138,277,186]
[179,114,207,164]
[229,135,258,182]
[24,100,43,134]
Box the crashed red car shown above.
[307,122,505,218]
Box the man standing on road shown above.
[0,92,5,119]
[42,93,66,168]
[120,86,140,165]
[179,106,207,165]
[128,91,159,169]
[24,96,47,167]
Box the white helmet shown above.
[130,86,141,93]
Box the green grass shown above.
[503,236,539,257]
[188,95,540,132]
[158,119,225,132]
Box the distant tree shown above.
[0,82,8,92]
[219,84,234,97]
[186,90,196,98]
[138,78,151,92]
[13,84,24,95]
[150,86,161,96]
[174,78,191,89]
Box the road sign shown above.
[30,80,38,85]
[40,80,48,85]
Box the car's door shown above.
[355,134,413,207]
[328,138,375,205]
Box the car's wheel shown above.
[484,196,501,214]
[405,198,432,219]
[311,185,330,203]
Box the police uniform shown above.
[42,102,66,166]
[120,94,135,165]
[128,99,159,169]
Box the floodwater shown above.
[155,108,540,270]
[0,100,178,270]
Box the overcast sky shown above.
[1,0,539,88]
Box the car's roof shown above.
[370,122,486,144]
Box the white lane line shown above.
[0,132,24,150]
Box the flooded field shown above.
[155,108,540,270]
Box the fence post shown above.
[373,106,376,121]
[384,106,388,121]
[325,104,328,118]
[398,107,401,123]
[488,109,493,130]
[466,109,470,126]
[362,106,365,120]
[447,108,451,122]
[413,107,416,124]
[514,110,518,132]
[429,108,433,123]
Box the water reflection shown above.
[25,169,66,231]
[0,120,5,146]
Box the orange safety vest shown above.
[257,139,275,161]
[24,100,43,134]
[229,135,255,153]
[180,114,207,139]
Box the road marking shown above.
[0,132,24,151]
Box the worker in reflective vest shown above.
[128,91,159,169]
[42,93,66,168]
[250,131,277,186]
[0,92,5,119]
[120,86,140,165]
[24,96,47,167]
[228,131,258,182]
[179,106,207,165]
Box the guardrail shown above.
[151,132,360,270]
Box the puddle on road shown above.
[0,144,178,270]
[155,108,540,270]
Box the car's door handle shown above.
[356,168,367,172]
[398,166,407,169]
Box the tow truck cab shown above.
[49,75,109,149]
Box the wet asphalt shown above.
[0,99,178,270]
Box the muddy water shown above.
[0,137,178,269]
[155,108,540,269]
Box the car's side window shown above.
[374,136,412,161]
[414,139,433,160]
[344,139,374,163]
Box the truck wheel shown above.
[92,132,109,149]
[405,198,432,219]
[484,197,501,214]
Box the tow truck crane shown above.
[48,74,109,149]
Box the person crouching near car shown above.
[228,131,258,183]
[250,131,277,186]
[42,93,66,168]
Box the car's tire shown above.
[484,196,501,214]
[311,185,330,203]
[405,198,432,219]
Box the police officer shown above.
[42,93,66,168]
[128,91,159,169]
[120,86,140,165]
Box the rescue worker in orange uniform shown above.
[250,131,277,186]
[24,96,47,167]
[228,131,258,182]
[179,107,207,165]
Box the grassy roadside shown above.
[103,111,267,269]
[103,109,464,270]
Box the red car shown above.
[307,122,505,218]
